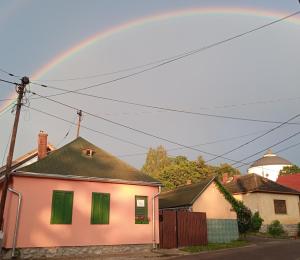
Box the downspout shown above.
[152,186,161,249]
[8,188,22,258]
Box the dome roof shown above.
[249,149,292,168]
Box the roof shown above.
[249,149,291,168]
[0,144,55,175]
[159,177,215,209]
[225,173,300,195]
[277,174,300,192]
[18,137,160,186]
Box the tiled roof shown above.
[249,150,291,168]
[277,174,300,192]
[18,137,160,185]
[225,173,300,195]
[0,144,55,175]
[159,177,215,209]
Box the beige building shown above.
[225,174,300,236]
[159,177,238,243]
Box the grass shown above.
[246,232,290,239]
[181,240,249,253]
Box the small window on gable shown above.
[274,200,287,214]
[82,148,95,157]
[135,196,149,224]
[51,190,74,224]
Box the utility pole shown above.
[0,76,29,234]
[76,110,82,138]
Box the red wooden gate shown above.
[159,210,207,249]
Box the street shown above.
[175,239,300,260]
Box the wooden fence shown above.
[159,210,207,249]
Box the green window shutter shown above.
[91,193,110,224]
[135,196,148,224]
[51,191,74,224]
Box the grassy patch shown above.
[181,240,249,253]
[247,232,290,239]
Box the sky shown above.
[0,0,300,173]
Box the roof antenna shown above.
[76,110,83,138]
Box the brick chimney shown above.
[222,173,229,184]
[38,131,48,160]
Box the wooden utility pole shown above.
[0,76,29,232]
[76,110,82,138]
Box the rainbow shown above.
[1,6,300,114]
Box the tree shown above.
[141,146,241,190]
[141,145,170,178]
[159,156,211,190]
[279,165,300,176]
[212,163,241,179]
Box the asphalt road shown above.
[174,239,300,260]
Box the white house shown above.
[248,149,292,181]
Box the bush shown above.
[251,212,264,232]
[267,220,285,237]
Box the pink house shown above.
[1,135,161,258]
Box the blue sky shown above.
[1,0,300,172]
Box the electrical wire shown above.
[206,113,300,163]
[26,92,253,165]
[29,88,300,125]
[24,105,147,150]
[117,129,268,158]
[30,10,300,83]
[275,141,300,154]
[234,130,300,168]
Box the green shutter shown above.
[51,191,73,224]
[91,193,110,224]
[135,196,148,224]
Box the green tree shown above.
[279,165,300,176]
[213,163,241,179]
[141,145,170,178]
[159,156,210,190]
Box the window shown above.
[135,196,148,224]
[51,190,74,224]
[274,200,287,214]
[91,193,110,224]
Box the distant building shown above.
[248,149,292,181]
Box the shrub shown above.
[267,220,284,237]
[251,212,264,232]
[214,179,252,234]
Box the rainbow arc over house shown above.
[1,6,300,114]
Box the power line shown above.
[234,130,300,168]
[24,105,148,150]
[275,140,300,154]
[29,87,300,125]
[30,10,300,83]
[117,129,268,158]
[0,78,18,86]
[206,113,300,163]
[27,92,252,165]
[0,68,20,79]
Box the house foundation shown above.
[2,244,153,259]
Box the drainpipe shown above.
[152,186,161,249]
[8,188,22,258]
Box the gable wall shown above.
[192,182,236,219]
[3,176,159,248]
[234,192,300,224]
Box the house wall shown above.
[192,182,236,219]
[3,176,160,248]
[233,192,300,224]
[248,165,289,181]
